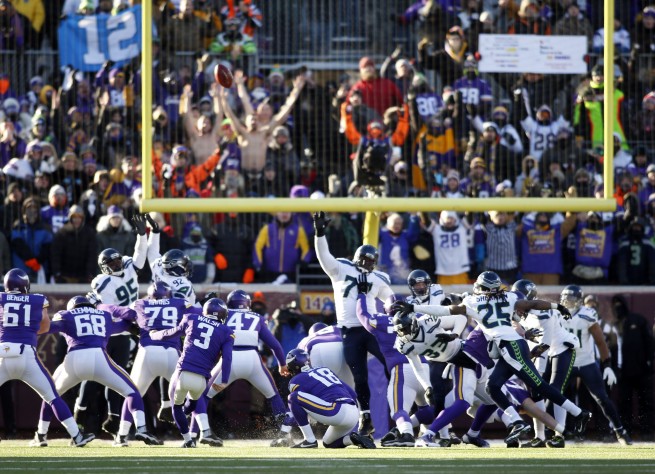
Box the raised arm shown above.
[220,90,248,137]
[313,212,340,278]
[269,75,306,129]
[38,308,51,335]
[234,70,254,116]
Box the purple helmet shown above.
[203,297,228,321]
[147,281,172,300]
[67,295,95,310]
[308,322,327,336]
[4,268,30,294]
[227,289,251,310]
[286,348,311,375]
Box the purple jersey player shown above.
[35,296,161,447]
[207,290,294,448]
[150,298,234,448]
[0,269,95,448]
[285,349,375,449]
[356,289,433,447]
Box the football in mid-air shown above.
[214,63,233,88]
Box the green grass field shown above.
[1,440,654,474]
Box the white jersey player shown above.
[313,211,393,437]
[145,214,196,305]
[404,271,592,444]
[423,211,472,280]
[518,99,569,161]
[559,285,630,444]
[91,242,146,306]
[405,269,445,306]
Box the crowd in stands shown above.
[0,0,655,287]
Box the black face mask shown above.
[190,234,202,244]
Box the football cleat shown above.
[182,439,197,448]
[506,440,519,448]
[113,435,129,447]
[350,432,376,449]
[380,427,400,446]
[504,420,532,444]
[415,433,441,448]
[291,439,318,449]
[71,432,95,447]
[102,416,120,436]
[449,432,462,445]
[387,432,415,447]
[546,435,565,448]
[357,412,374,437]
[199,430,224,447]
[157,405,175,425]
[522,438,547,448]
[615,429,633,446]
[572,410,592,436]
[270,436,293,447]
[462,434,490,448]
[29,432,48,447]
[135,428,162,446]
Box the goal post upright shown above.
[141,0,153,201]
[603,0,615,200]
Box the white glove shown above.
[603,367,617,387]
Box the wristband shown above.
[601,359,611,370]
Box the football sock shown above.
[61,417,80,438]
[561,400,581,417]
[429,399,470,434]
[554,423,566,435]
[469,404,497,432]
[196,413,210,432]
[269,395,287,415]
[554,404,567,427]
[397,420,413,435]
[118,420,132,437]
[37,420,49,435]
[299,424,316,443]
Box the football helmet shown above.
[67,295,95,310]
[161,249,192,278]
[511,279,537,300]
[352,244,378,273]
[393,311,419,341]
[147,281,172,300]
[4,268,30,294]
[203,297,228,321]
[560,285,583,311]
[286,348,311,375]
[226,289,251,310]
[308,322,327,336]
[408,269,432,300]
[98,248,124,276]
[473,271,502,295]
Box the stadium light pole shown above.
[603,0,615,200]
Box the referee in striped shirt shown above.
[483,211,519,283]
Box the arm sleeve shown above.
[47,319,65,334]
[439,314,468,336]
[314,235,340,279]
[259,321,286,366]
[413,304,452,317]
[111,319,134,335]
[151,315,187,340]
[355,294,376,333]
[146,231,161,269]
[220,333,235,383]
[132,234,147,270]
[406,352,431,391]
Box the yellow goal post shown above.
[139,0,617,216]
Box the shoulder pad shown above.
[92,276,112,293]
[336,258,356,268]
[123,257,133,268]
[372,271,391,285]
[578,309,598,323]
